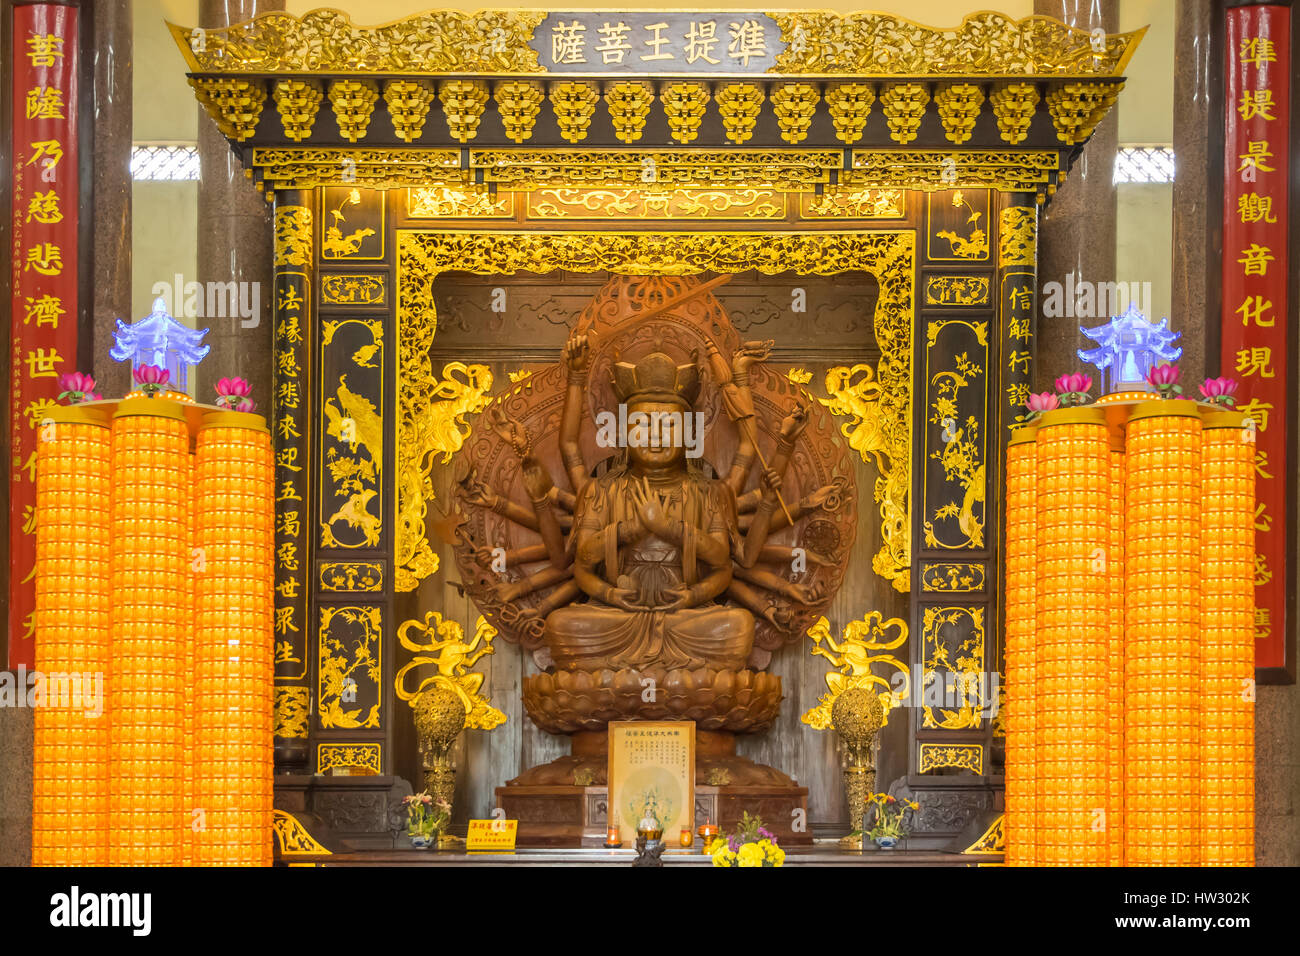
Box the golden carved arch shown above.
[394,229,915,594]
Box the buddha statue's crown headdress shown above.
[611,351,700,408]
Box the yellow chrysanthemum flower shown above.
[737,843,764,867]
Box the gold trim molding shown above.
[848,150,1061,194]
[170,10,1142,79]
[247,146,1064,198]
[919,742,984,774]
[395,229,915,592]
[316,743,382,775]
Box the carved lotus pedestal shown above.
[496,667,811,847]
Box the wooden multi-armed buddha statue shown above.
[450,274,857,842]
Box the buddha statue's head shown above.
[611,352,701,472]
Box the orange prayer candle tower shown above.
[1198,412,1256,865]
[1033,408,1109,866]
[1004,398,1256,866]
[32,407,113,866]
[108,401,191,866]
[1123,402,1203,866]
[193,411,276,866]
[1002,427,1038,866]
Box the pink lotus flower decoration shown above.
[1024,392,1061,420]
[1146,362,1182,399]
[1053,373,1092,407]
[234,397,256,413]
[57,371,100,405]
[215,377,253,410]
[132,364,170,397]
[1199,376,1238,407]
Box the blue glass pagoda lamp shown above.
[1077,304,1182,396]
[110,296,210,394]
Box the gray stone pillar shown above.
[90,0,133,398]
[1032,0,1121,393]
[1171,0,1216,381]
[195,0,284,409]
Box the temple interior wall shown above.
[0,0,1294,866]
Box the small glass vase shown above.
[874,835,898,850]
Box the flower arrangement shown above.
[1198,376,1239,408]
[215,376,254,411]
[132,364,170,397]
[57,372,101,405]
[402,790,450,846]
[1053,372,1093,407]
[1145,362,1182,399]
[708,811,785,868]
[867,792,920,848]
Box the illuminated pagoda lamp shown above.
[1077,304,1183,402]
[110,296,210,400]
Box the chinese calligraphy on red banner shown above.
[8,5,81,668]
[1222,5,1291,673]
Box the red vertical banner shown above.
[1222,5,1291,673]
[8,4,80,669]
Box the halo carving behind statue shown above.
[449,273,857,694]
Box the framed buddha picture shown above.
[608,721,695,847]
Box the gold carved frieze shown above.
[317,743,382,775]
[171,10,1141,79]
[800,188,903,220]
[526,186,784,220]
[919,743,983,775]
[319,317,384,550]
[321,274,385,307]
[998,205,1038,266]
[470,148,841,192]
[925,275,990,307]
[770,13,1143,77]
[923,318,987,551]
[921,562,986,593]
[319,560,384,592]
[170,10,547,74]
[273,205,312,268]
[253,147,463,192]
[396,229,914,592]
[848,150,1059,195]
[318,605,383,730]
[274,686,309,739]
[407,186,512,218]
[921,606,986,730]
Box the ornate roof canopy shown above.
[170,8,1145,203]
